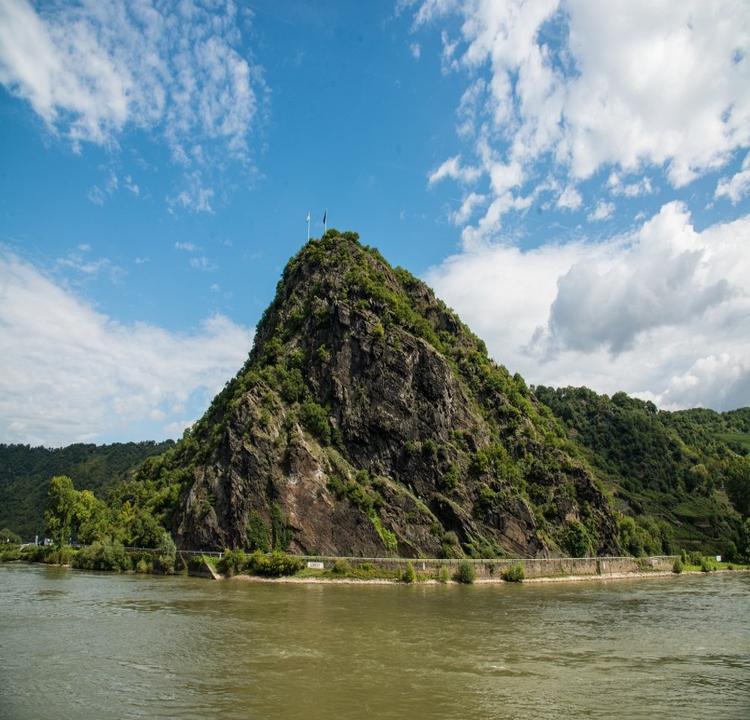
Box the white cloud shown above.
[410,42,421,59]
[428,155,481,185]
[0,251,252,445]
[715,152,750,204]
[0,0,267,210]
[189,256,216,271]
[587,200,615,222]
[607,173,653,198]
[425,203,750,411]
[123,175,140,196]
[167,170,215,214]
[174,241,198,252]
[451,192,485,224]
[410,0,750,243]
[56,250,124,282]
[556,185,582,210]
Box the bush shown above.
[700,556,718,573]
[218,548,248,577]
[136,558,151,573]
[154,532,176,574]
[43,546,75,565]
[299,401,331,445]
[72,538,129,572]
[332,559,352,575]
[0,547,22,562]
[672,557,683,574]
[454,560,476,584]
[436,565,450,583]
[501,562,525,582]
[563,520,592,558]
[402,562,416,583]
[249,551,304,577]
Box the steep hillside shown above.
[534,387,749,554]
[0,441,175,538]
[131,230,619,558]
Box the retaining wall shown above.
[293,554,677,579]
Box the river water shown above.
[1,565,748,720]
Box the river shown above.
[1,564,748,719]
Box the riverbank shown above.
[3,544,748,586]
[218,562,749,586]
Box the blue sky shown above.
[1,0,749,445]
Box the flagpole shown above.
[306,211,310,241]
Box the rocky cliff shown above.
[137,230,619,558]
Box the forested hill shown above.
[534,387,750,555]
[0,441,174,539]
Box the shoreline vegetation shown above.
[1,542,747,586]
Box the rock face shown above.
[144,231,619,557]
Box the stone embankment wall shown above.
[295,554,677,579]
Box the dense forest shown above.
[534,387,750,556]
[0,441,174,539]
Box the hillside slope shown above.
[534,387,749,554]
[131,231,619,558]
[0,441,174,538]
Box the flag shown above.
[323,209,327,224]
[306,211,310,222]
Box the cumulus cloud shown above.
[0,252,252,445]
[587,200,615,222]
[715,152,750,204]
[0,0,267,211]
[556,185,582,210]
[428,155,481,185]
[425,203,750,411]
[410,0,750,243]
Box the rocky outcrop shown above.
[141,230,619,558]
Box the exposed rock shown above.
[141,230,619,558]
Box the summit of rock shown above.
[137,229,619,557]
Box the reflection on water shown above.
[1,565,749,720]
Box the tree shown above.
[0,528,21,544]
[74,489,109,545]
[45,475,77,547]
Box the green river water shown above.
[1,564,748,719]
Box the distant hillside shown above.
[0,441,174,538]
[534,387,749,554]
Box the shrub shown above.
[246,510,271,552]
[218,548,248,577]
[402,562,416,583]
[672,558,684,574]
[501,562,525,582]
[563,520,591,558]
[436,565,450,583]
[0,547,22,562]
[454,560,476,584]
[250,551,304,577]
[700,556,718,573]
[332,559,352,575]
[136,558,151,574]
[299,401,331,445]
[688,550,703,566]
[42,546,74,565]
[72,538,129,572]
[154,532,176,574]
